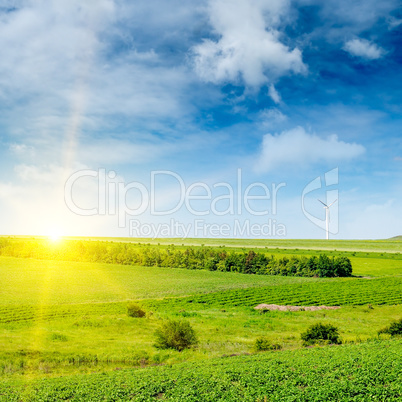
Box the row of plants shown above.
[2,339,401,401]
[0,239,352,277]
[143,276,402,311]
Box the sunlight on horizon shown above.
[47,228,64,243]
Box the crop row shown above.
[143,277,402,311]
[1,339,401,401]
[0,302,126,324]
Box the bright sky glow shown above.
[47,229,63,243]
[0,0,401,239]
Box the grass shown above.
[1,304,402,378]
[350,256,402,277]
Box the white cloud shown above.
[9,143,35,158]
[258,108,287,129]
[76,135,197,166]
[295,0,399,42]
[343,38,385,60]
[256,126,365,172]
[388,17,402,29]
[268,84,281,104]
[192,0,306,88]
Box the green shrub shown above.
[127,303,145,318]
[254,337,282,351]
[378,318,402,336]
[49,333,68,342]
[154,319,198,351]
[301,323,341,346]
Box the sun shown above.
[47,229,63,243]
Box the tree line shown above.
[0,238,352,277]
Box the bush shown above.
[254,337,282,351]
[127,303,145,318]
[154,319,198,351]
[378,318,402,336]
[301,323,341,346]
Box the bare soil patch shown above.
[255,304,340,312]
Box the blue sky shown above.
[0,0,401,239]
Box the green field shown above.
[0,238,401,400]
[0,256,321,306]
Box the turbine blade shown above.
[328,199,338,208]
[318,199,328,207]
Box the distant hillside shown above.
[389,235,402,240]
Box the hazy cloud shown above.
[258,108,287,129]
[256,126,365,172]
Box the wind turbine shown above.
[318,199,337,240]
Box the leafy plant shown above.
[254,337,281,351]
[378,318,402,336]
[301,323,341,346]
[127,303,145,318]
[154,319,198,351]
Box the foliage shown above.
[127,303,145,318]
[301,323,342,346]
[154,319,198,351]
[49,333,68,342]
[0,239,353,278]
[378,318,402,336]
[254,337,282,351]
